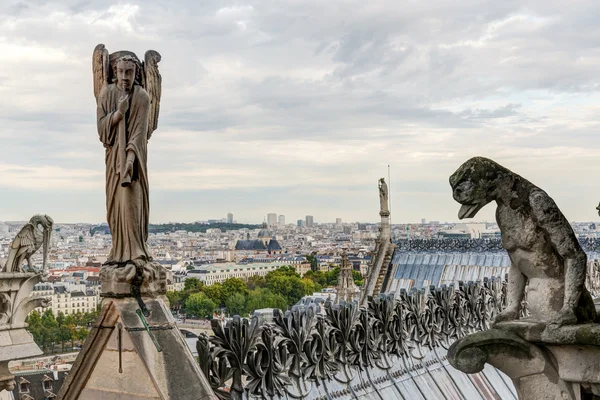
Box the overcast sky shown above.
[1,0,600,224]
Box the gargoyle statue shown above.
[3,215,54,273]
[450,157,596,327]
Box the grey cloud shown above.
[0,0,600,222]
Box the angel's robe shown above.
[97,83,152,265]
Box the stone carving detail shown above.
[450,157,596,326]
[0,215,53,393]
[378,177,390,216]
[336,251,359,303]
[93,44,161,269]
[198,276,516,398]
[92,44,167,298]
[396,238,505,252]
[2,214,53,273]
[199,267,600,399]
[397,237,600,253]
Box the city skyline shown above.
[1,1,600,224]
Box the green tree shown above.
[303,270,327,286]
[56,311,65,327]
[76,327,89,343]
[265,268,320,305]
[186,292,217,318]
[306,254,319,272]
[246,289,287,313]
[265,265,299,279]
[184,277,203,291]
[247,274,266,290]
[26,310,43,347]
[202,283,223,305]
[325,267,340,286]
[41,309,59,352]
[58,326,71,351]
[166,290,183,311]
[353,271,364,286]
[221,278,248,303]
[225,292,247,316]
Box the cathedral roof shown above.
[257,222,271,238]
[235,240,267,251]
[267,238,282,251]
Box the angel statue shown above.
[2,215,53,273]
[92,44,162,267]
[378,178,389,214]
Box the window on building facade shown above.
[20,381,30,393]
[43,378,53,391]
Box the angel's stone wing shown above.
[92,44,109,100]
[144,50,162,140]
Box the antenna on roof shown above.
[388,164,392,228]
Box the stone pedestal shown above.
[58,263,214,400]
[0,272,48,395]
[448,320,600,400]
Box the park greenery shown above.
[26,308,99,353]
[90,222,261,236]
[166,265,363,318]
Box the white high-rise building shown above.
[278,215,286,226]
[227,213,233,224]
[267,213,278,227]
[336,218,342,227]
[305,215,314,227]
[0,223,8,237]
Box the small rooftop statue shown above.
[378,177,389,216]
[0,215,53,394]
[449,156,596,327]
[2,214,53,273]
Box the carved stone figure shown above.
[2,214,53,273]
[449,157,596,327]
[378,177,389,215]
[0,215,53,394]
[92,44,161,267]
[361,178,395,304]
[59,44,213,400]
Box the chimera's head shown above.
[449,157,510,219]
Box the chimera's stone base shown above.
[57,297,214,400]
[449,320,600,400]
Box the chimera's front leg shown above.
[551,254,586,327]
[494,264,526,325]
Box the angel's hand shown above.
[118,95,129,117]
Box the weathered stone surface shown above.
[59,297,214,400]
[450,157,596,327]
[361,178,395,304]
[448,323,600,399]
[2,215,53,273]
[58,45,213,400]
[0,249,48,395]
[336,251,359,303]
[100,262,167,297]
[93,45,161,267]
[448,157,600,400]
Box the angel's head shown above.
[113,55,142,92]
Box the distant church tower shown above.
[336,251,359,303]
[360,178,396,304]
[258,222,270,246]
